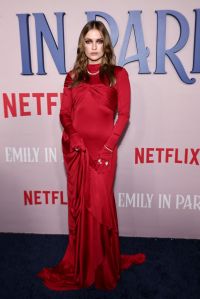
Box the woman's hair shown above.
[70,20,116,87]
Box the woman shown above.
[37,20,146,290]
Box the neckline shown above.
[87,63,101,76]
[87,63,101,71]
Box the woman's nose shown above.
[92,42,97,50]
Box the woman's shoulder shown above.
[64,70,75,87]
[114,65,129,77]
[113,66,129,87]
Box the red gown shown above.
[36,63,146,290]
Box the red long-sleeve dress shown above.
[36,63,146,290]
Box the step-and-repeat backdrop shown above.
[1,0,200,238]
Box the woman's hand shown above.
[95,145,113,173]
[70,133,86,152]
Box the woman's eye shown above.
[84,39,103,44]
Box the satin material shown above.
[36,64,146,290]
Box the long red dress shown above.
[36,63,146,290]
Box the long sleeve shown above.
[60,72,85,151]
[104,67,131,151]
[60,72,77,137]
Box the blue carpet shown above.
[0,233,199,299]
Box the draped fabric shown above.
[36,64,146,290]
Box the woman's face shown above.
[84,29,104,64]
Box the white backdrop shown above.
[1,0,200,238]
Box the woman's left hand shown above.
[95,146,113,173]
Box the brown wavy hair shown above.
[70,20,116,87]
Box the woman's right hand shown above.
[70,133,86,152]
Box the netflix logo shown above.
[24,190,67,205]
[1,92,62,118]
[134,147,200,165]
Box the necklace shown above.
[87,69,99,76]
